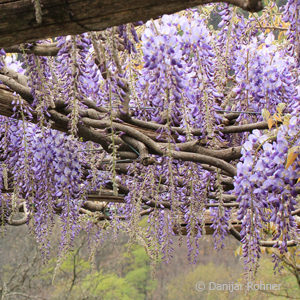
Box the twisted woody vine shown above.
[0,0,299,281]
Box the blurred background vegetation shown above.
[0,218,299,300]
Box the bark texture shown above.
[0,0,262,47]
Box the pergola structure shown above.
[0,0,298,251]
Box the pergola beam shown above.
[0,0,262,48]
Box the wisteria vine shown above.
[0,0,299,279]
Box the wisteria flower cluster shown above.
[0,119,86,255]
[230,34,299,114]
[234,115,299,272]
[135,12,222,138]
[282,0,300,64]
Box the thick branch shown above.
[0,75,32,102]
[0,67,28,86]
[221,121,268,134]
[0,86,238,176]
[4,43,59,56]
[229,226,298,247]
[110,120,237,176]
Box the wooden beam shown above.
[0,0,262,48]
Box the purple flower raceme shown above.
[117,24,139,53]
[121,156,216,263]
[0,48,5,70]
[0,117,10,225]
[55,35,104,134]
[1,119,87,256]
[25,52,54,124]
[234,115,299,272]
[231,34,298,115]
[216,4,247,66]
[282,0,300,65]
[134,12,222,138]
[210,205,231,250]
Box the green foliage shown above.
[124,246,157,295]
[40,251,91,281]
[41,243,157,300]
[166,262,234,300]
[166,258,299,300]
[79,272,140,300]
